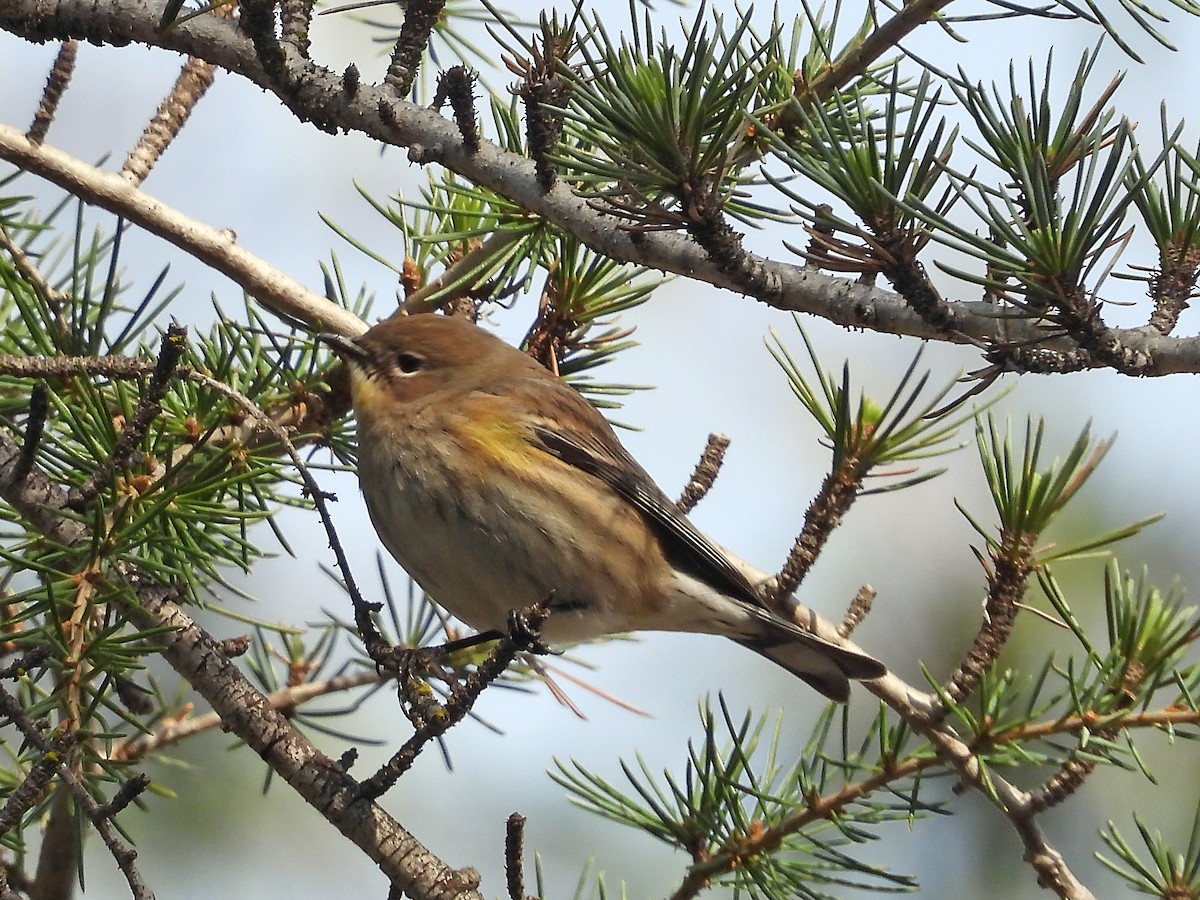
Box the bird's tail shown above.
[736,628,886,702]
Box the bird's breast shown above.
[354,407,674,644]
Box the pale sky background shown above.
[3,2,1200,898]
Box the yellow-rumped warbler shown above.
[321,314,885,700]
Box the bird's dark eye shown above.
[396,351,425,374]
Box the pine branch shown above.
[0,426,487,900]
[0,124,365,338]
[2,9,1200,373]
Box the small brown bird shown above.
[321,314,885,700]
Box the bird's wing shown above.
[529,421,885,682]
[527,421,765,603]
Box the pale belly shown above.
[356,434,673,644]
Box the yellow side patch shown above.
[455,406,532,469]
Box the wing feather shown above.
[528,422,765,605]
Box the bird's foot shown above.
[506,603,556,656]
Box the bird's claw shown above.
[506,607,556,656]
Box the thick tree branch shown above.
[2,4,1200,373]
[0,8,1178,896]
[0,359,1102,898]
[118,571,485,900]
[0,428,484,900]
[0,123,365,338]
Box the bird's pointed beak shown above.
[316,332,371,365]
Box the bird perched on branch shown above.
[321,314,885,700]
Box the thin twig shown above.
[769,464,863,609]
[939,536,1033,709]
[839,584,876,638]
[26,41,77,145]
[15,381,48,481]
[0,751,59,836]
[358,603,552,799]
[181,368,389,662]
[107,670,384,762]
[0,647,52,680]
[504,813,527,900]
[1147,245,1199,334]
[68,324,188,510]
[383,0,446,97]
[431,66,479,152]
[122,57,217,185]
[0,686,153,900]
[0,221,69,310]
[675,433,730,515]
[279,0,314,57]
[94,774,152,819]
[795,0,954,111]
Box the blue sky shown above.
[4,3,1200,896]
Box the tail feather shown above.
[662,568,886,701]
[737,628,887,702]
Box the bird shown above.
[320,314,885,700]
